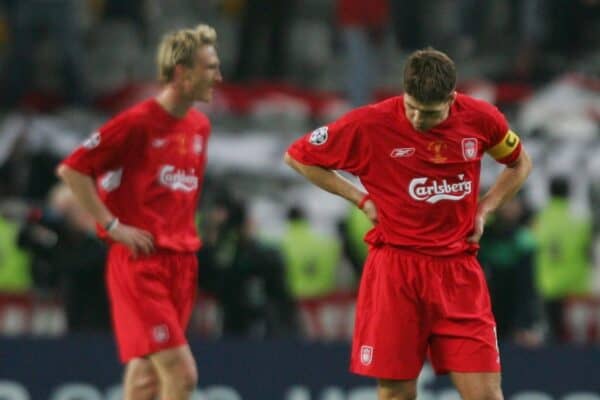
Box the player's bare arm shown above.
[57,164,155,255]
[468,148,533,243]
[284,152,378,223]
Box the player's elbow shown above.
[284,152,309,179]
[283,152,292,165]
[283,152,299,169]
[520,150,533,177]
[56,163,68,180]
[56,164,84,185]
[508,149,532,178]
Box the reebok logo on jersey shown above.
[409,174,472,203]
[159,165,198,192]
[152,138,167,148]
[390,147,415,158]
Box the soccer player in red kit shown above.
[285,48,532,400]
[57,25,222,400]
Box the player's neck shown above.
[155,87,193,118]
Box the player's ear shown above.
[448,91,457,104]
[173,64,189,83]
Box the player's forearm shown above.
[479,149,532,214]
[284,153,366,206]
[56,164,115,227]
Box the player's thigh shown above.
[108,246,192,362]
[123,358,159,396]
[149,344,198,386]
[377,379,417,400]
[450,372,503,400]
[428,256,501,376]
[350,247,429,380]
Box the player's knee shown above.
[133,373,159,394]
[179,366,198,392]
[482,387,503,400]
[377,379,417,400]
[164,361,198,392]
[463,387,503,400]
[124,359,159,399]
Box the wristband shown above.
[105,218,119,232]
[358,194,371,210]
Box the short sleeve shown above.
[61,112,135,177]
[482,105,522,165]
[286,108,371,176]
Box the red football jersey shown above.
[61,99,210,252]
[287,93,522,256]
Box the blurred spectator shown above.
[232,0,295,82]
[336,0,389,106]
[17,204,60,293]
[479,196,543,347]
[457,0,545,80]
[24,151,62,201]
[0,212,32,293]
[533,176,592,342]
[280,206,341,299]
[337,205,371,279]
[0,124,29,198]
[389,0,426,52]
[542,0,600,60]
[0,128,62,201]
[102,0,146,28]
[198,191,297,338]
[18,183,110,331]
[457,0,599,80]
[2,0,89,108]
[589,179,600,237]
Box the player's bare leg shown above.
[149,344,198,400]
[123,358,160,400]
[450,372,503,400]
[377,379,417,400]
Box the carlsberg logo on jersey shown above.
[159,165,198,192]
[409,174,472,203]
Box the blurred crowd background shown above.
[0,0,599,349]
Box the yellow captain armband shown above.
[487,130,520,160]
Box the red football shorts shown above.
[350,245,500,379]
[106,244,198,363]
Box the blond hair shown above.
[157,24,217,84]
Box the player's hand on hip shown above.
[362,199,378,225]
[467,211,486,243]
[108,224,155,256]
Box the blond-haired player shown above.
[57,24,222,400]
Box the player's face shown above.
[184,45,222,103]
[404,93,455,132]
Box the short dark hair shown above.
[403,47,456,104]
[549,176,570,198]
[287,205,306,221]
[213,189,246,228]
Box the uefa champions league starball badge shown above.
[309,126,328,146]
[82,131,101,149]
